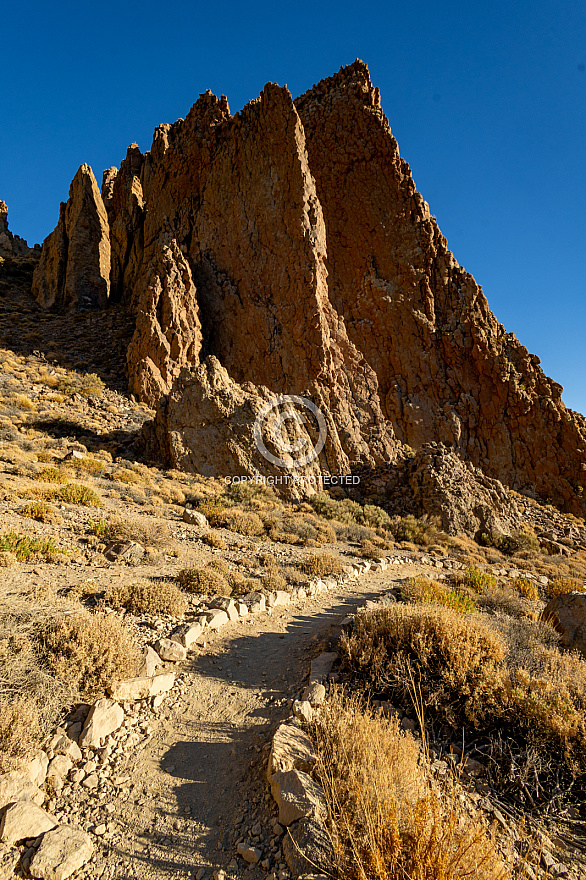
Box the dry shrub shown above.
[12,394,36,411]
[40,612,140,697]
[510,577,539,601]
[390,515,445,547]
[56,371,104,396]
[104,515,170,548]
[475,584,538,620]
[65,457,105,476]
[341,605,508,728]
[302,552,345,577]
[110,467,143,485]
[154,480,186,505]
[263,510,337,546]
[220,508,264,537]
[105,580,187,617]
[312,692,508,880]
[262,571,287,592]
[176,567,231,596]
[280,565,307,585]
[403,577,476,613]
[204,531,228,550]
[0,697,42,772]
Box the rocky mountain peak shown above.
[28,62,586,518]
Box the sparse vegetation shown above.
[403,576,476,613]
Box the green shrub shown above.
[0,533,61,562]
[50,484,101,507]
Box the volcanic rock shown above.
[0,201,35,257]
[32,164,110,309]
[31,61,586,518]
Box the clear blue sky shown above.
[1,0,584,414]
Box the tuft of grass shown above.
[0,533,62,562]
[403,577,476,613]
[510,577,539,601]
[312,692,509,880]
[302,552,345,578]
[463,567,497,592]
[262,571,287,592]
[65,457,105,476]
[39,612,140,697]
[12,394,37,411]
[50,483,102,507]
[105,580,187,617]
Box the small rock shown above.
[182,509,209,528]
[154,638,187,662]
[267,724,317,777]
[108,671,175,701]
[138,645,162,677]
[237,843,262,864]
[79,699,124,749]
[292,701,313,723]
[302,683,326,707]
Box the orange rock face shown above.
[31,62,586,516]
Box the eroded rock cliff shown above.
[30,61,586,517]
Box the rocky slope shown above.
[29,61,586,517]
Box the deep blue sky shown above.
[1,1,584,413]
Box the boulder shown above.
[153,638,186,662]
[541,593,586,655]
[29,825,93,880]
[309,653,338,685]
[170,622,205,649]
[79,699,124,749]
[0,802,58,846]
[282,817,334,877]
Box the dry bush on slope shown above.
[342,605,586,792]
[39,612,140,698]
[99,515,171,548]
[312,692,509,880]
[104,580,187,617]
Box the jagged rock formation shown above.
[32,165,110,309]
[0,201,35,258]
[30,61,586,518]
[386,444,522,537]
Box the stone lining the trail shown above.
[0,548,558,879]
